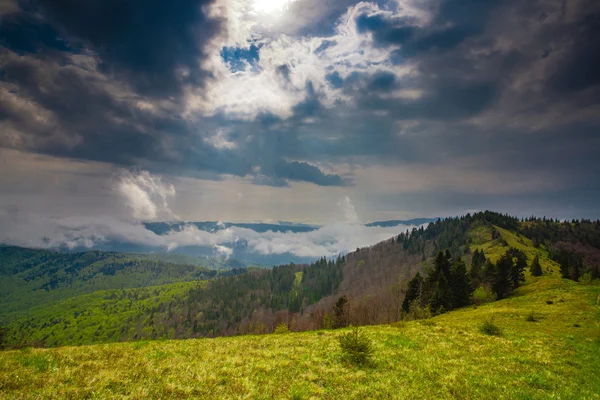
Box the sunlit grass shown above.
[1,276,599,399]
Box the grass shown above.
[1,276,599,399]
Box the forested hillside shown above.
[0,247,245,330]
[1,211,599,349]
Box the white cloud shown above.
[338,196,360,224]
[117,170,178,221]
[203,129,238,150]
[187,0,426,119]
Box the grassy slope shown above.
[1,228,599,399]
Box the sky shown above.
[1,0,600,235]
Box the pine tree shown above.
[507,248,527,289]
[431,251,452,282]
[481,259,496,285]
[0,327,5,349]
[470,249,486,288]
[429,273,451,314]
[530,255,543,276]
[402,272,423,313]
[493,253,513,299]
[333,296,349,328]
[569,258,582,281]
[450,258,473,309]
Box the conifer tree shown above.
[507,248,527,289]
[530,255,543,276]
[431,251,452,281]
[450,258,473,308]
[333,296,349,328]
[429,273,451,314]
[470,249,486,287]
[402,272,423,313]
[493,253,513,299]
[482,259,496,285]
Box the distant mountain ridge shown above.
[145,218,436,235]
[143,221,319,235]
[365,217,438,227]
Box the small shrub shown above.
[579,272,593,285]
[525,312,537,322]
[473,286,496,305]
[338,326,374,366]
[404,302,432,321]
[273,323,290,334]
[479,318,502,336]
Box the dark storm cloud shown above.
[547,12,600,94]
[356,0,500,54]
[34,0,222,97]
[272,161,348,186]
[0,1,346,187]
[358,79,498,120]
[0,11,72,54]
[355,13,415,46]
[1,0,600,199]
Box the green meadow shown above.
[1,275,598,399]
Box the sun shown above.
[251,0,296,16]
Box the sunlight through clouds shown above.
[251,0,297,16]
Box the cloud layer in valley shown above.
[0,170,421,260]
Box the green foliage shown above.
[525,312,537,322]
[273,323,290,334]
[450,257,473,309]
[472,286,496,305]
[430,273,451,314]
[507,247,527,288]
[333,296,349,329]
[322,313,333,329]
[404,302,432,321]
[338,326,374,366]
[492,253,515,300]
[579,272,593,285]
[402,272,422,313]
[0,246,238,320]
[405,251,473,316]
[1,252,345,347]
[469,248,486,287]
[530,255,543,277]
[479,318,502,336]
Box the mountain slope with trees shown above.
[1,211,599,349]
